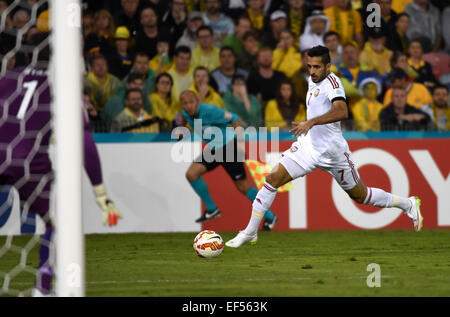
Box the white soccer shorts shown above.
[280,141,360,191]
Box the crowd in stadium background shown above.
[1,0,449,133]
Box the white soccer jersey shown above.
[299,72,349,166]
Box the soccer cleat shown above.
[407,196,423,232]
[262,215,278,231]
[225,231,258,248]
[195,209,221,223]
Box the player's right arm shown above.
[290,99,348,137]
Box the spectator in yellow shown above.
[359,28,393,76]
[149,38,172,75]
[383,68,433,115]
[167,45,194,105]
[84,9,115,57]
[191,25,220,72]
[265,79,306,130]
[84,54,122,113]
[247,0,265,31]
[391,0,413,13]
[149,72,181,126]
[324,0,364,48]
[331,41,378,106]
[272,30,302,79]
[189,66,226,109]
[352,77,384,131]
[391,51,419,81]
[287,0,309,46]
[407,39,437,90]
[110,89,159,133]
[431,85,450,131]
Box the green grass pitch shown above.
[1,229,450,296]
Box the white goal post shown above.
[51,0,84,296]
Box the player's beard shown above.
[311,69,327,83]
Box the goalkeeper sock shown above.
[245,187,275,221]
[38,224,53,268]
[37,224,53,293]
[190,178,217,212]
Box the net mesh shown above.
[0,0,54,297]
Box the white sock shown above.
[243,182,278,235]
[243,209,265,236]
[391,194,412,212]
[363,187,394,208]
[252,182,277,211]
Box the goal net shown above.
[0,0,83,296]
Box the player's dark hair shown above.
[174,45,191,57]
[307,45,331,65]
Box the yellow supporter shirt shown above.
[191,44,220,72]
[265,99,306,130]
[149,92,181,123]
[383,82,433,108]
[85,72,122,112]
[272,47,303,79]
[352,98,384,131]
[359,42,393,75]
[391,0,413,14]
[188,84,226,110]
[167,65,194,104]
[247,8,264,31]
[111,108,159,133]
[324,5,363,45]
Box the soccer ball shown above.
[193,230,224,258]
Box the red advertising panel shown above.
[202,138,450,231]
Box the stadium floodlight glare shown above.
[51,0,84,296]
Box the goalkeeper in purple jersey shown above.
[0,39,122,294]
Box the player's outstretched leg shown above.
[347,181,424,232]
[226,163,292,248]
[234,180,278,231]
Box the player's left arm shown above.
[84,126,123,226]
[290,99,348,137]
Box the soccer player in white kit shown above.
[226,46,423,248]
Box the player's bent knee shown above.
[349,193,365,204]
[185,171,198,183]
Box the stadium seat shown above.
[322,0,337,9]
[422,52,450,80]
